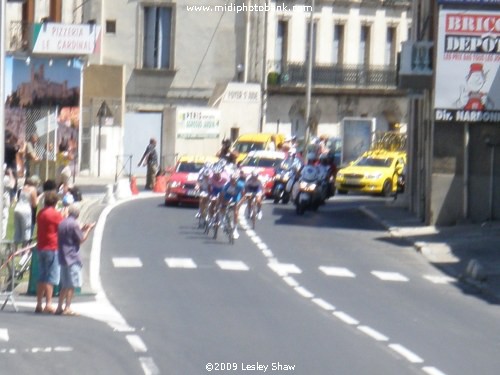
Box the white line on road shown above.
[294,286,314,298]
[422,366,448,375]
[165,257,197,269]
[333,311,359,325]
[268,262,302,276]
[319,266,356,278]
[312,298,335,311]
[139,357,160,375]
[0,329,8,342]
[423,275,457,284]
[112,257,143,268]
[357,326,389,341]
[388,343,424,363]
[126,335,148,353]
[216,260,250,271]
[282,276,299,287]
[371,271,409,282]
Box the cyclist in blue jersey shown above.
[218,173,245,239]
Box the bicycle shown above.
[245,193,258,229]
[220,202,236,244]
[204,196,219,235]
[1,242,35,293]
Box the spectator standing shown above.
[14,176,39,245]
[35,191,63,314]
[24,134,40,178]
[2,168,15,239]
[138,138,159,190]
[56,205,95,316]
[5,131,19,197]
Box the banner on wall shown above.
[434,9,500,123]
[176,107,220,139]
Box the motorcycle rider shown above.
[218,172,245,239]
[216,139,238,164]
[244,169,264,220]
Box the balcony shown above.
[268,61,398,91]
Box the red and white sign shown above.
[434,10,500,123]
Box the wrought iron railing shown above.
[268,61,398,89]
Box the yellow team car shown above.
[232,133,286,164]
[335,150,406,196]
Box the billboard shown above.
[176,107,220,139]
[434,10,500,123]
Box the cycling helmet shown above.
[251,169,259,178]
[231,172,239,181]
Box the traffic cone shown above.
[130,176,139,195]
[153,175,167,193]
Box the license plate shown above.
[186,189,198,197]
[345,178,360,185]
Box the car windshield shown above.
[176,162,204,173]
[241,157,282,168]
[233,141,265,153]
[354,157,393,168]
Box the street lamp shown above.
[96,100,113,177]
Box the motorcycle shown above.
[291,165,323,215]
[272,160,296,204]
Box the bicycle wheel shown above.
[226,211,234,244]
[251,204,256,229]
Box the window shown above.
[106,20,116,34]
[143,6,173,69]
[359,25,371,65]
[275,20,288,73]
[332,24,344,65]
[50,0,62,23]
[385,27,396,66]
[305,21,317,64]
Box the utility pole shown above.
[304,0,315,161]
[0,0,6,239]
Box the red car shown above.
[239,150,286,197]
[165,155,218,206]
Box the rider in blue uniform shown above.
[218,173,245,239]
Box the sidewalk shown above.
[360,199,500,304]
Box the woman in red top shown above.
[35,191,64,314]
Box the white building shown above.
[6,0,411,176]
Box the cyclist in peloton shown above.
[195,166,213,219]
[244,169,264,220]
[218,173,245,239]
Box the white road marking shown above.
[268,262,302,276]
[319,266,356,278]
[0,349,16,354]
[294,286,314,298]
[257,242,268,251]
[262,249,273,258]
[216,260,250,271]
[282,276,299,287]
[251,236,262,245]
[165,257,197,269]
[424,275,457,284]
[389,344,424,363]
[139,357,160,375]
[333,311,359,325]
[371,271,409,282]
[126,335,148,353]
[112,257,143,268]
[312,298,335,311]
[0,329,8,342]
[357,326,389,341]
[422,366,448,375]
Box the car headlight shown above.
[169,181,181,188]
[336,172,344,179]
[365,173,382,180]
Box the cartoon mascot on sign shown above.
[456,63,494,110]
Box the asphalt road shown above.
[97,196,500,375]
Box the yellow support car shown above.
[335,150,406,196]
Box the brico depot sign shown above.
[32,23,101,55]
[434,10,500,123]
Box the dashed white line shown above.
[126,334,148,353]
[139,357,160,375]
[312,298,335,311]
[262,249,273,258]
[319,266,356,278]
[164,257,197,269]
[294,286,314,298]
[423,275,457,284]
[112,257,143,268]
[371,271,409,282]
[389,343,424,363]
[422,366,448,375]
[0,329,8,342]
[268,262,302,276]
[216,260,250,271]
[333,311,359,325]
[357,326,389,341]
[282,276,299,287]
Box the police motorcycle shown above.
[291,157,323,215]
